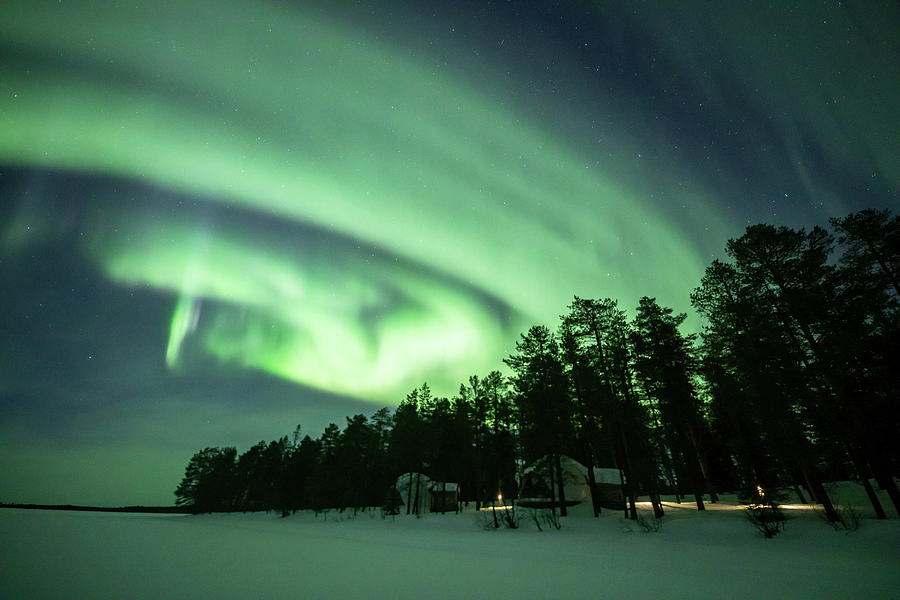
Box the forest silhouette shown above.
[175,209,899,523]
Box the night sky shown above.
[1,1,897,506]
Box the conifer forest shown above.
[175,209,900,522]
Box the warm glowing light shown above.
[479,505,515,512]
[756,485,765,497]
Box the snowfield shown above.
[1,493,898,599]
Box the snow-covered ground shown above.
[1,486,898,599]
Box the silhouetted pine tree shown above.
[558,318,606,517]
[423,397,459,513]
[234,438,291,512]
[304,423,341,513]
[562,298,663,519]
[505,325,574,517]
[175,447,238,513]
[694,227,843,521]
[829,209,900,515]
[329,415,378,512]
[457,375,489,508]
[482,370,518,504]
[389,387,426,514]
[283,433,319,514]
[631,296,717,509]
[692,260,777,491]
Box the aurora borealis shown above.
[1,1,897,505]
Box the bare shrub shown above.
[827,503,861,533]
[477,503,521,530]
[381,486,402,519]
[745,503,786,538]
[526,507,561,531]
[741,486,787,538]
[500,503,520,529]
[635,512,663,533]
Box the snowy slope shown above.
[1,496,898,599]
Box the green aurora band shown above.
[87,207,511,397]
[9,1,890,402]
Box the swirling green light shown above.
[0,0,709,400]
[82,208,509,398]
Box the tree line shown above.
[175,208,899,522]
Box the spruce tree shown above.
[505,325,574,517]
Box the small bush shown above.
[476,503,520,530]
[526,507,561,531]
[745,503,786,538]
[381,487,402,519]
[635,512,663,533]
[827,502,861,533]
[813,484,861,532]
[741,486,787,538]
[500,503,520,529]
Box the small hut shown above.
[519,456,623,510]
[428,482,459,513]
[395,472,430,515]
[393,473,460,514]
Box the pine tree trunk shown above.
[651,489,665,518]
[704,470,719,503]
[569,369,600,517]
[618,429,639,520]
[871,465,900,517]
[585,450,601,517]
[622,463,639,520]
[861,475,886,520]
[663,461,681,503]
[848,449,887,519]
[804,470,839,522]
[607,435,629,518]
[412,473,421,515]
[687,457,705,511]
[617,464,629,518]
[627,487,638,520]
[406,472,413,515]
[554,453,568,517]
[864,443,900,516]
[547,458,558,519]
[693,491,705,511]
[647,396,678,504]
[474,436,483,511]
[687,424,719,503]
[646,463,665,518]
